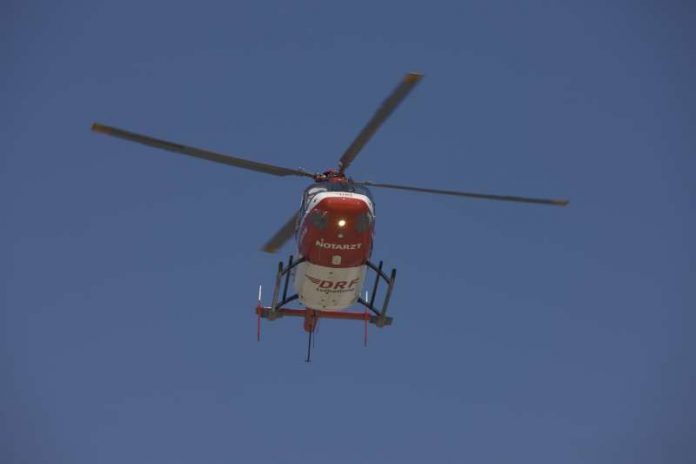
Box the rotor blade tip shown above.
[405,72,423,83]
[553,199,570,206]
[91,123,109,134]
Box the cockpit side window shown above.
[300,185,327,215]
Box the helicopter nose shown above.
[317,197,371,230]
[299,195,374,267]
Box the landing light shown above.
[337,219,347,228]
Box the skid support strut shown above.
[357,260,397,327]
[256,255,397,360]
[267,255,304,321]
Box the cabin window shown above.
[301,186,327,215]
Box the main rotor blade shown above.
[357,181,569,206]
[92,123,313,178]
[338,72,423,174]
[261,211,300,253]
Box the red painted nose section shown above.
[319,197,369,214]
[298,196,374,268]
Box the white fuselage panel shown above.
[294,261,366,311]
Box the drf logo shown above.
[307,276,360,290]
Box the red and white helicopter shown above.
[92,72,568,361]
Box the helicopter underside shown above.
[256,253,396,337]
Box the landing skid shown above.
[255,255,396,361]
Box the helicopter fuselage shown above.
[293,181,375,311]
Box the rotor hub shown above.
[314,169,348,183]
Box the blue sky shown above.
[2,1,695,463]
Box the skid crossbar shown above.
[256,305,393,326]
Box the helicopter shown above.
[92,72,568,361]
